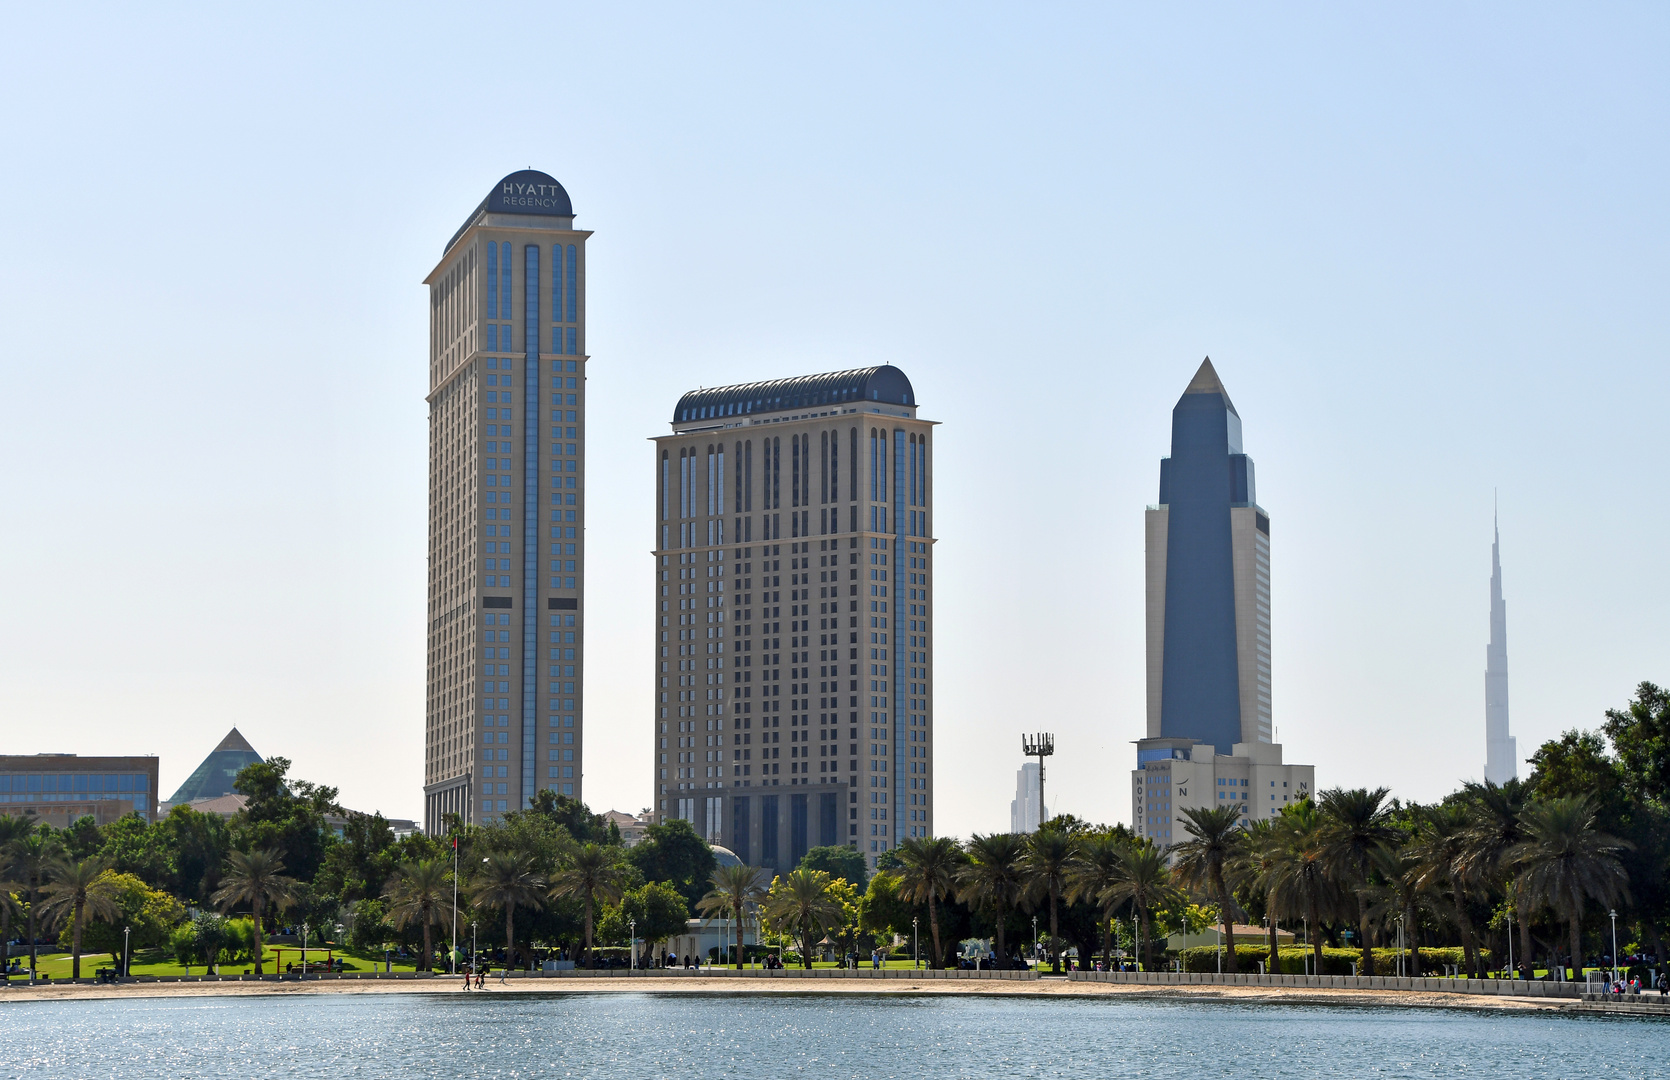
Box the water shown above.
[3,990,1668,1079]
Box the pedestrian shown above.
[463,966,472,991]
[476,966,487,990]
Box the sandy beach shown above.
[0,975,1577,1012]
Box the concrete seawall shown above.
[1068,970,1582,998]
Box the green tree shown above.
[1266,800,1343,973]
[895,835,966,968]
[696,863,768,969]
[37,858,122,979]
[1527,730,1627,827]
[155,805,233,903]
[7,827,62,977]
[1173,805,1246,973]
[799,845,868,891]
[598,881,689,951]
[210,848,298,975]
[383,858,451,971]
[1020,828,1079,972]
[1231,818,1290,971]
[527,790,609,843]
[60,816,105,860]
[470,851,545,967]
[1317,787,1398,976]
[230,758,339,886]
[1458,779,1533,976]
[1409,803,1484,977]
[66,871,184,967]
[858,870,916,942]
[0,814,37,975]
[348,898,393,953]
[956,833,1028,968]
[194,913,229,974]
[627,818,718,910]
[96,813,173,892]
[1101,843,1182,971]
[548,844,628,968]
[1602,681,1670,803]
[316,811,397,903]
[764,868,846,968]
[1511,796,1631,979]
[1067,833,1133,968]
[1364,843,1427,978]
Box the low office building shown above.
[1132,738,1313,844]
[0,754,160,825]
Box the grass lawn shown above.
[7,946,424,980]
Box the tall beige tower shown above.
[651,366,934,871]
[423,171,591,833]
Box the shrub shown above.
[1177,944,1494,975]
[169,924,200,968]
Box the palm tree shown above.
[1511,796,1631,981]
[1233,817,1286,973]
[764,868,845,968]
[1266,801,1341,974]
[547,844,625,969]
[1173,805,1245,973]
[697,863,769,969]
[383,859,451,972]
[1317,787,1398,976]
[1459,778,1532,977]
[1019,829,1077,972]
[210,848,298,976]
[36,858,122,980]
[1365,843,1427,978]
[895,836,966,968]
[955,833,1028,968]
[471,851,546,969]
[1408,804,1483,977]
[6,828,61,979]
[0,814,35,978]
[1068,834,1134,969]
[1096,844,1183,971]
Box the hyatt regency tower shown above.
[424,171,590,833]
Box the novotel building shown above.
[423,171,590,833]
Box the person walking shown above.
[463,965,472,991]
[475,966,487,990]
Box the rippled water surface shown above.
[4,990,1669,1079]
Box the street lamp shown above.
[123,926,130,979]
[1610,908,1619,986]
[913,916,919,969]
[450,834,460,976]
[630,918,637,975]
[1506,906,1514,980]
[1032,915,1039,969]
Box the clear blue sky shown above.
[1,4,1665,834]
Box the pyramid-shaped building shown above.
[168,728,264,804]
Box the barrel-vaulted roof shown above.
[672,365,914,425]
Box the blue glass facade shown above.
[1158,364,1249,755]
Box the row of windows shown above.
[0,773,150,794]
[660,429,926,523]
[486,242,579,322]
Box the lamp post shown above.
[123,926,130,978]
[1506,906,1514,980]
[300,923,308,978]
[1032,915,1039,969]
[1302,917,1309,977]
[630,918,637,975]
[913,916,919,969]
[1021,733,1055,826]
[1610,908,1619,986]
[450,835,460,976]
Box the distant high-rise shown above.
[1133,360,1311,844]
[423,171,591,833]
[1484,511,1517,784]
[650,366,934,871]
[1010,762,1041,833]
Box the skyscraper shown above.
[1133,360,1311,844]
[1010,762,1041,834]
[1484,510,1517,784]
[651,366,934,870]
[423,171,590,834]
